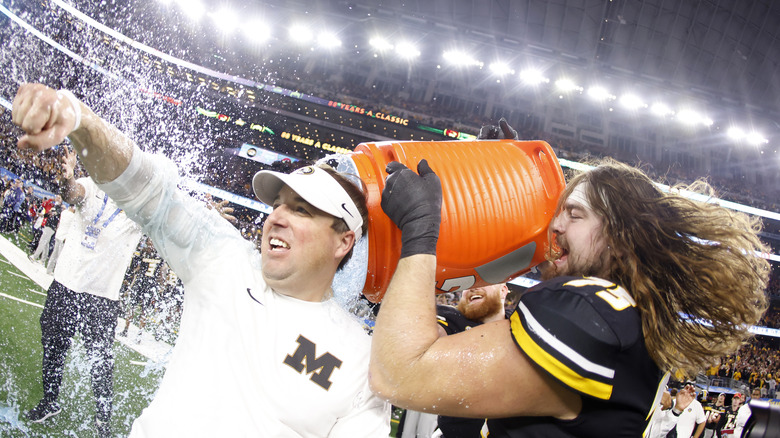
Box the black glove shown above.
[477,117,519,140]
[381,160,442,258]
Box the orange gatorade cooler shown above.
[325,139,565,303]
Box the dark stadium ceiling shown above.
[80,0,780,121]
[234,0,780,116]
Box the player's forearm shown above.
[692,421,705,438]
[67,103,135,184]
[369,255,441,401]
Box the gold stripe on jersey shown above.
[510,311,613,400]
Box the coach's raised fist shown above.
[13,83,81,151]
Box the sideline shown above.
[0,292,42,309]
[0,234,172,364]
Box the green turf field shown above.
[0,227,166,437]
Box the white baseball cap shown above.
[252,165,363,240]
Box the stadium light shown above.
[650,103,673,117]
[519,69,549,85]
[747,132,769,145]
[181,0,205,21]
[555,78,581,93]
[369,37,393,51]
[243,21,271,43]
[442,50,483,68]
[395,42,420,59]
[318,32,342,49]
[587,86,613,101]
[728,127,746,140]
[212,9,238,33]
[727,127,767,145]
[289,24,313,44]
[676,109,702,125]
[489,61,514,76]
[619,94,645,110]
[674,110,711,127]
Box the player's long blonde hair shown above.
[550,159,769,376]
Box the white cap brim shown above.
[252,166,363,239]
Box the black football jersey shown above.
[436,305,482,335]
[487,276,666,437]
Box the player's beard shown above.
[542,245,611,281]
[457,293,503,322]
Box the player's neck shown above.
[480,310,507,324]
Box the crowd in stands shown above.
[715,338,780,399]
[0,124,62,194]
[759,299,780,329]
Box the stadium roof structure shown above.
[41,0,780,142]
[73,0,780,119]
[282,0,780,119]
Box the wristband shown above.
[56,89,82,133]
[672,407,683,416]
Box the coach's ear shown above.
[334,230,356,260]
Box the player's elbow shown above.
[368,361,415,407]
[368,365,394,403]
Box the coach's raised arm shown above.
[12,83,390,437]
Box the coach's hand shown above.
[13,83,80,152]
[478,117,519,140]
[381,160,442,258]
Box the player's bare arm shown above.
[369,161,580,420]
